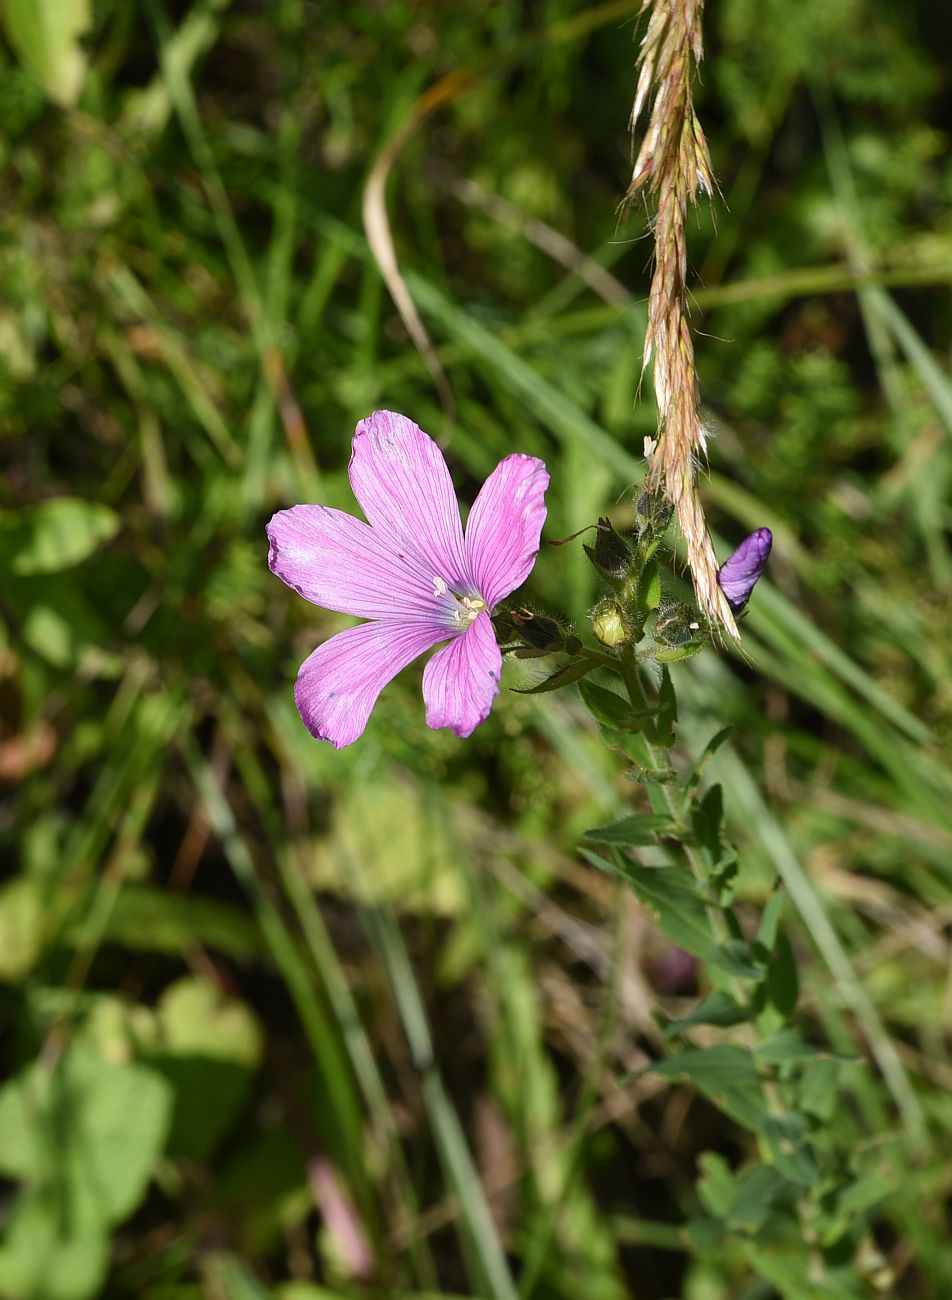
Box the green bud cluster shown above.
[580,490,707,662]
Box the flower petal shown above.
[717,527,773,611]
[267,504,446,622]
[422,610,501,738]
[464,454,549,609]
[349,411,468,589]
[295,620,448,748]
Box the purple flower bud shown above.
[717,528,772,612]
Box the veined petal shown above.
[295,620,449,748]
[267,505,447,622]
[422,610,501,738]
[349,411,468,590]
[464,455,548,609]
[717,527,772,611]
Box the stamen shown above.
[431,578,487,627]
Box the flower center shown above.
[432,576,486,628]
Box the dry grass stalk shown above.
[625,0,739,637]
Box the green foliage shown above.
[0,1051,172,1299]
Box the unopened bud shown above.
[592,517,632,579]
[636,488,674,536]
[655,602,699,647]
[512,608,566,651]
[592,600,628,647]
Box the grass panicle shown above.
[624,0,738,637]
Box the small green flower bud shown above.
[592,600,629,647]
[655,602,700,646]
[636,488,674,537]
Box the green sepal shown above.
[511,657,598,694]
[653,640,705,664]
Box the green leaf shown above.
[0,878,48,982]
[150,978,263,1161]
[693,782,723,840]
[511,657,597,694]
[580,853,717,960]
[696,1151,736,1219]
[0,0,92,107]
[596,724,659,771]
[0,1052,172,1221]
[757,1030,837,1065]
[650,665,677,747]
[0,497,117,575]
[67,885,263,959]
[0,1050,172,1298]
[706,940,763,981]
[663,990,750,1036]
[0,1188,108,1300]
[728,1161,798,1231]
[766,932,799,1016]
[756,886,784,952]
[642,1045,768,1131]
[685,727,734,795]
[582,813,676,845]
[799,1058,840,1122]
[578,678,633,729]
[762,1114,819,1188]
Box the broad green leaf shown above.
[642,1045,768,1131]
[66,885,262,959]
[0,1187,108,1300]
[582,813,676,845]
[578,678,633,729]
[663,990,750,1036]
[157,976,262,1067]
[0,0,92,107]
[151,978,263,1160]
[0,1051,172,1297]
[0,878,47,982]
[0,498,119,576]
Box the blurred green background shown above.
[2,1,952,1297]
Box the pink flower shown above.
[267,410,549,748]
